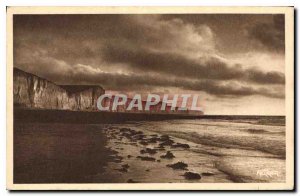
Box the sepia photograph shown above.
[6,6,294,190]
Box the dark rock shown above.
[121,133,132,139]
[139,141,149,146]
[137,156,156,161]
[133,134,145,140]
[145,169,150,172]
[171,143,190,149]
[122,164,130,169]
[167,161,188,170]
[183,172,201,180]
[159,139,174,147]
[127,155,132,158]
[119,128,144,139]
[147,137,158,143]
[130,129,140,135]
[201,172,214,176]
[160,135,170,140]
[120,128,130,132]
[140,148,157,155]
[127,179,139,183]
[247,129,268,134]
[160,151,175,159]
[156,147,166,151]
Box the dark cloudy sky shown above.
[13,14,285,115]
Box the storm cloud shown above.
[247,15,285,52]
[101,43,285,84]
[13,14,285,99]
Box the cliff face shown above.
[13,68,105,111]
[60,85,105,110]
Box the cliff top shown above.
[14,67,104,94]
[60,85,104,94]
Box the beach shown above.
[13,114,285,183]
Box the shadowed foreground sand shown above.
[14,123,116,183]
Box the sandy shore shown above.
[91,125,232,183]
[14,120,285,183]
[14,122,230,183]
[14,123,117,183]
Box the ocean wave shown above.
[157,130,285,158]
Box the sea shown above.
[117,116,286,182]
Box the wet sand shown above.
[94,126,231,183]
[14,122,230,183]
[14,123,116,183]
[14,120,285,183]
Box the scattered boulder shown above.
[122,164,130,169]
[201,172,215,176]
[120,128,145,139]
[127,155,132,158]
[140,148,157,155]
[136,131,144,135]
[167,161,188,170]
[147,137,158,143]
[247,129,267,134]
[127,179,139,183]
[171,143,190,149]
[137,156,156,161]
[160,151,175,159]
[133,134,145,140]
[183,172,201,180]
[160,135,170,141]
[139,141,149,146]
[156,147,166,151]
[159,140,174,147]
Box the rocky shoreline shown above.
[92,125,231,183]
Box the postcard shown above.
[6,6,294,190]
